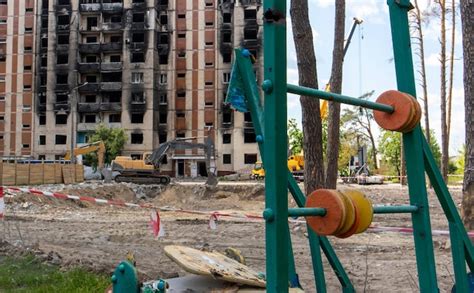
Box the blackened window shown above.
[132,33,144,43]
[244,154,257,164]
[109,114,121,123]
[223,133,231,144]
[56,74,68,84]
[85,114,96,123]
[244,129,256,143]
[56,114,68,125]
[58,34,69,44]
[39,135,46,145]
[39,115,46,125]
[131,52,145,63]
[223,154,231,164]
[131,133,144,144]
[56,54,68,64]
[55,135,67,145]
[131,113,144,123]
[133,13,145,23]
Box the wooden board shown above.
[54,164,63,183]
[29,164,44,185]
[75,164,84,182]
[62,165,75,184]
[16,164,30,185]
[164,245,266,288]
[2,163,16,186]
[43,164,56,184]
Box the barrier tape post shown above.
[0,186,4,220]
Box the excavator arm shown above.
[64,141,106,169]
[147,137,217,186]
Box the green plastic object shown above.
[112,261,139,293]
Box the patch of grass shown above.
[0,254,110,293]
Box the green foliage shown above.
[0,254,109,292]
[378,130,402,176]
[84,124,127,168]
[288,118,303,154]
[426,129,442,168]
[454,145,465,174]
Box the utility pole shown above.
[69,82,88,163]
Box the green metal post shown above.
[422,136,474,272]
[449,222,469,292]
[262,0,290,290]
[372,205,419,214]
[387,0,439,291]
[288,207,327,217]
[286,84,394,113]
[235,48,299,288]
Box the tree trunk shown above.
[290,0,325,193]
[447,0,456,142]
[413,0,431,146]
[439,0,449,181]
[325,0,346,188]
[460,0,474,229]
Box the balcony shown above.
[57,24,70,31]
[132,2,146,9]
[100,82,122,91]
[102,22,123,31]
[55,64,69,72]
[131,22,146,30]
[102,3,123,13]
[54,102,70,113]
[129,101,146,113]
[221,121,233,129]
[157,44,169,55]
[78,63,100,73]
[79,3,101,12]
[101,62,122,72]
[129,42,146,50]
[100,102,122,112]
[56,44,70,52]
[78,103,100,113]
[242,39,259,48]
[55,84,70,92]
[244,121,254,128]
[101,42,122,52]
[77,123,98,131]
[79,43,100,54]
[78,83,99,93]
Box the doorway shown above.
[197,161,207,177]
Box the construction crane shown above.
[112,137,217,186]
[64,141,105,169]
[320,17,363,119]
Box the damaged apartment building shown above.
[0,0,263,177]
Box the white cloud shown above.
[425,52,440,66]
[311,0,333,8]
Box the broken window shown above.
[41,17,48,28]
[41,56,48,67]
[131,72,144,84]
[244,112,252,122]
[57,15,70,26]
[176,132,185,138]
[205,21,213,27]
[204,0,213,7]
[159,113,167,124]
[132,92,144,103]
[244,28,258,40]
[40,75,47,86]
[86,36,97,43]
[159,133,167,143]
[131,52,145,63]
[222,31,231,43]
[110,15,122,23]
[109,113,121,123]
[205,122,213,127]
[159,74,167,85]
[39,135,46,145]
[160,14,168,25]
[56,54,68,64]
[132,33,145,43]
[110,35,121,43]
[85,95,96,103]
[22,144,30,149]
[223,111,232,124]
[23,124,31,129]
[223,133,231,144]
[159,34,169,44]
[177,14,185,19]
[42,0,48,8]
[159,93,167,104]
[39,115,46,125]
[84,114,96,123]
[244,9,257,20]
[244,129,256,143]
[86,75,97,82]
[131,133,143,144]
[38,155,46,160]
[24,84,32,90]
[205,81,213,87]
[223,154,231,164]
[58,0,70,5]
[176,112,185,118]
[56,114,68,125]
[41,37,48,47]
[205,41,214,47]
[244,153,257,164]
[55,135,67,145]
[58,34,69,44]
[159,55,168,64]
[223,13,231,23]
[56,94,68,103]
[223,72,231,84]
[177,32,186,39]
[177,72,185,79]
[87,17,98,30]
[86,55,97,63]
[178,51,186,58]
[205,101,213,107]
[108,92,121,102]
[177,91,186,98]
[56,74,68,84]
[24,65,32,71]
[110,55,121,62]
[133,13,145,23]
[131,113,144,123]
[102,72,121,82]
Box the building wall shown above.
[0,0,35,158]
[29,0,263,176]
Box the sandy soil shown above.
[0,182,465,292]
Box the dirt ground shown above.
[0,181,465,292]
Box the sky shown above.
[285,0,465,156]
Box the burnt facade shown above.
[15,0,262,176]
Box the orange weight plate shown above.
[335,190,355,235]
[336,201,360,239]
[343,189,373,234]
[305,189,345,236]
[401,93,422,133]
[374,90,414,132]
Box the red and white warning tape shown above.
[3,186,473,238]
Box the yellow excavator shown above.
[64,141,106,169]
[251,154,305,181]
